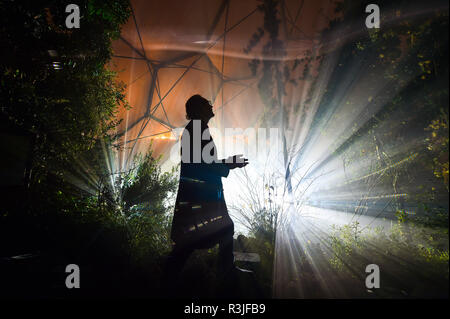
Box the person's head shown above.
[185,94,214,122]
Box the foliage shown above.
[122,149,178,211]
[240,0,449,298]
[0,0,135,287]
[317,0,449,298]
[70,143,178,265]
[120,148,178,265]
[0,1,180,297]
[328,211,448,297]
[425,108,449,190]
[327,0,449,205]
[0,0,131,184]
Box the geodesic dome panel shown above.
[109,0,337,172]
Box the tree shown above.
[0,0,131,187]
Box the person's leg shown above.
[163,244,193,296]
[215,222,238,297]
[217,223,235,274]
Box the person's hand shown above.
[225,154,249,169]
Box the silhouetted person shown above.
[164,95,248,295]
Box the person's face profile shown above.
[201,100,214,120]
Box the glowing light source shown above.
[149,131,176,140]
[52,61,62,70]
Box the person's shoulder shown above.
[184,119,193,131]
[184,119,208,129]
[183,120,210,139]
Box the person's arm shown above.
[221,155,249,169]
[184,155,248,180]
[180,124,248,181]
[184,161,230,179]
